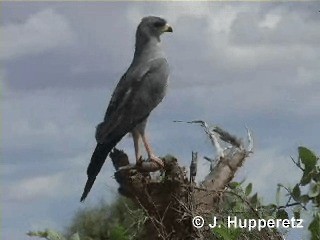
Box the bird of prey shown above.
[80,16,173,202]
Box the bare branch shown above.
[190,152,198,183]
[246,126,254,153]
[212,126,242,148]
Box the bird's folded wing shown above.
[96,58,169,144]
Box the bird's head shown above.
[136,16,173,43]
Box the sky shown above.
[1,2,320,240]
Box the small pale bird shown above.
[80,16,172,202]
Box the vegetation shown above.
[27,197,145,240]
[27,146,319,240]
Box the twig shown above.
[246,126,254,153]
[203,156,216,171]
[278,184,307,210]
[290,156,304,171]
[277,202,304,209]
[135,197,167,240]
[160,201,172,223]
[213,126,242,148]
[174,120,225,158]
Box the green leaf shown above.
[313,172,320,182]
[27,231,47,238]
[293,206,302,219]
[292,184,301,201]
[309,183,320,198]
[276,184,281,206]
[229,182,240,189]
[245,183,253,196]
[293,210,300,219]
[301,171,314,186]
[26,230,66,240]
[249,193,258,207]
[276,209,289,220]
[315,194,320,207]
[69,233,80,240]
[212,224,235,240]
[46,230,66,240]
[308,213,320,240]
[262,204,277,216]
[229,200,237,209]
[299,194,310,205]
[299,147,317,173]
[109,225,128,240]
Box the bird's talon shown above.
[136,156,143,166]
[149,156,164,168]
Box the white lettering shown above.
[267,219,275,228]
[295,219,304,228]
[248,219,256,231]
[228,216,237,228]
[282,219,290,228]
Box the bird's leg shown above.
[132,130,142,164]
[141,133,164,168]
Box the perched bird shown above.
[80,16,173,202]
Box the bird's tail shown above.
[80,142,115,202]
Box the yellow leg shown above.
[141,134,164,167]
[132,130,141,163]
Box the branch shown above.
[212,126,242,149]
[174,119,253,208]
[190,152,198,183]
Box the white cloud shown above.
[8,173,65,201]
[3,88,93,153]
[0,8,75,61]
[0,68,9,96]
[5,152,92,202]
[208,5,239,33]
[259,13,281,29]
[297,65,320,85]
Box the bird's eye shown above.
[153,20,166,28]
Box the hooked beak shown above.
[162,23,173,33]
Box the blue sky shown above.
[2,2,320,239]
